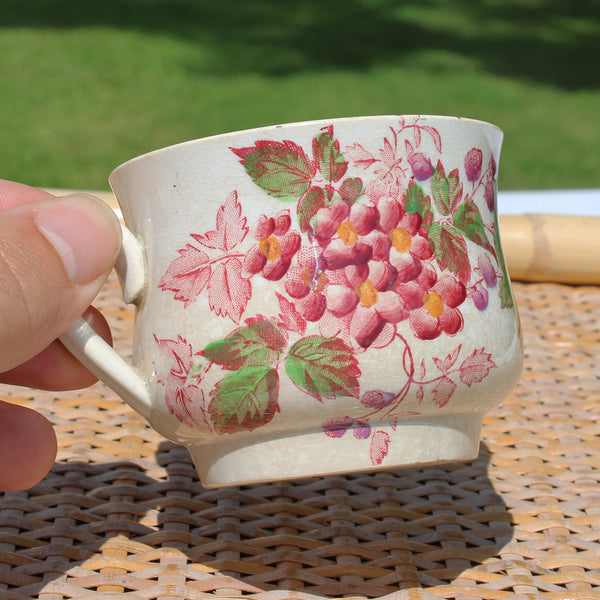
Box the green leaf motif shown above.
[492,210,504,258]
[232,140,315,202]
[209,366,279,433]
[429,222,471,283]
[313,129,348,183]
[404,182,433,229]
[453,202,496,257]
[285,335,360,400]
[431,161,462,216]
[204,320,286,370]
[492,211,514,309]
[297,186,328,233]
[339,177,363,204]
[499,271,514,309]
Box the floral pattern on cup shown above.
[155,117,512,466]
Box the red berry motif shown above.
[465,147,483,183]
[408,152,434,181]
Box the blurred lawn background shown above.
[1,0,598,192]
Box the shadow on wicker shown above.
[1,438,512,598]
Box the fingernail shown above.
[35,195,122,285]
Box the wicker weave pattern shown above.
[1,275,599,599]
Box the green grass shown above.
[1,0,598,191]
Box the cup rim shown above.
[109,114,503,181]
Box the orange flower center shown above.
[337,221,359,245]
[303,268,327,293]
[259,236,282,261]
[422,290,444,318]
[390,227,412,253]
[356,279,379,307]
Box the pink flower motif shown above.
[243,209,301,280]
[465,148,483,183]
[284,245,329,322]
[402,273,467,340]
[321,286,404,350]
[387,214,433,284]
[318,204,411,347]
[311,199,351,246]
[347,298,402,348]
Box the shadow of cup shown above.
[7,439,513,596]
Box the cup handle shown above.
[59,225,152,420]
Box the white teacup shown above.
[61,115,523,488]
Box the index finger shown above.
[0,178,54,211]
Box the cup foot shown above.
[188,413,484,488]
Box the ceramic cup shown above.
[61,115,523,488]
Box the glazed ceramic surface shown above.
[62,116,523,487]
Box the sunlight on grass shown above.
[0,0,598,191]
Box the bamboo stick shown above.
[499,214,600,285]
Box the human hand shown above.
[0,179,121,491]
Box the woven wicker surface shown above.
[1,274,599,600]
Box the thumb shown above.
[0,194,122,371]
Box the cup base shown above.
[188,414,484,488]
